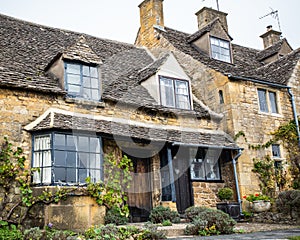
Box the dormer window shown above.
[210,37,231,63]
[65,62,100,101]
[159,76,191,110]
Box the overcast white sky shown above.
[1,0,299,50]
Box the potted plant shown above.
[216,187,240,220]
[243,193,271,213]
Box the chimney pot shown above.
[260,26,282,49]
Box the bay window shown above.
[32,132,103,185]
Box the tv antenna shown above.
[259,8,281,32]
[202,0,220,11]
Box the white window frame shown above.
[257,88,279,114]
[210,36,231,63]
[159,75,191,110]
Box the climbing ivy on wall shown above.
[0,138,133,224]
[235,119,300,197]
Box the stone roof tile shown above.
[159,26,300,86]
[28,110,237,148]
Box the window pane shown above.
[258,89,268,112]
[82,65,90,76]
[91,78,99,88]
[42,167,52,184]
[54,150,65,166]
[68,85,81,93]
[83,77,91,88]
[54,134,65,149]
[83,88,92,99]
[90,137,100,153]
[66,63,80,74]
[54,167,66,183]
[66,135,77,151]
[66,151,76,167]
[204,149,221,180]
[66,168,76,183]
[91,89,100,100]
[67,74,81,85]
[160,77,175,107]
[89,169,101,183]
[269,92,278,113]
[272,144,281,158]
[90,67,98,78]
[175,80,188,95]
[79,153,89,168]
[176,95,190,109]
[79,169,87,183]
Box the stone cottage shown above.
[0,12,240,229]
[135,0,300,200]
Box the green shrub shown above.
[184,207,236,235]
[184,218,207,235]
[162,220,172,226]
[276,190,300,216]
[0,221,23,240]
[23,227,45,240]
[85,224,120,240]
[184,206,208,221]
[149,206,180,224]
[140,222,167,240]
[85,224,142,240]
[46,229,78,240]
[217,187,233,201]
[104,206,129,225]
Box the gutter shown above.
[228,74,300,147]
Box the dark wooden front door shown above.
[173,149,193,214]
[127,156,152,222]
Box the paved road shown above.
[168,228,300,240]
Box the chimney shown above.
[260,25,282,49]
[136,0,164,47]
[195,7,228,32]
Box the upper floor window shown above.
[219,90,224,104]
[258,89,278,114]
[159,76,191,110]
[210,37,231,63]
[272,144,281,158]
[65,62,100,101]
[32,132,103,185]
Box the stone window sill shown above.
[65,97,105,108]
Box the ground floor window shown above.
[189,148,221,181]
[32,132,103,185]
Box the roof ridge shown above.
[0,12,135,47]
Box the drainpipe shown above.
[232,149,243,217]
[287,88,300,147]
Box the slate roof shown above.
[158,26,300,86]
[0,13,214,119]
[187,18,232,43]
[0,13,150,94]
[256,39,287,61]
[25,109,238,148]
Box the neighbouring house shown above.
[135,0,300,201]
[0,12,241,230]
